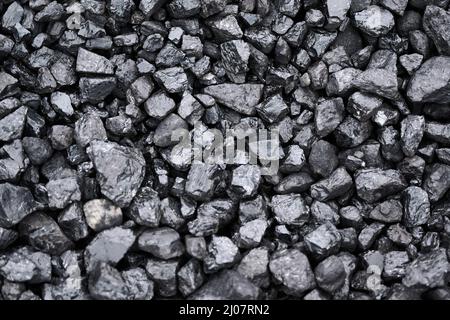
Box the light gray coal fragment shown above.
[230,165,261,198]
[2,2,24,31]
[236,218,268,249]
[311,201,340,225]
[144,91,176,120]
[204,236,240,273]
[403,249,449,289]
[269,249,315,296]
[128,187,161,227]
[355,169,407,203]
[139,0,166,16]
[407,56,450,103]
[154,67,188,94]
[340,206,364,229]
[185,236,207,260]
[87,141,145,207]
[190,269,261,300]
[34,1,64,22]
[0,247,51,284]
[369,200,403,223]
[305,30,338,59]
[138,227,184,260]
[19,213,73,255]
[308,61,328,90]
[348,92,383,121]
[83,199,123,232]
[314,255,346,294]
[204,83,263,115]
[326,68,361,96]
[79,77,116,104]
[387,224,412,248]
[145,259,178,297]
[46,178,81,210]
[185,163,223,201]
[0,72,18,97]
[424,121,450,146]
[422,6,450,56]
[271,194,309,227]
[236,247,269,288]
[168,0,201,18]
[244,27,277,54]
[0,140,28,182]
[400,116,425,157]
[256,94,289,124]
[353,68,399,100]
[84,227,136,272]
[0,226,18,250]
[0,106,27,143]
[274,172,315,194]
[122,268,154,300]
[220,40,249,83]
[383,251,409,280]
[58,202,89,241]
[280,145,306,173]
[304,222,342,260]
[399,54,423,75]
[153,114,188,147]
[76,48,114,75]
[177,259,205,297]
[422,164,450,203]
[402,186,430,228]
[310,167,353,201]
[89,262,129,300]
[127,76,154,106]
[49,126,74,151]
[50,92,74,118]
[315,98,345,138]
[353,6,395,37]
[74,113,107,148]
[0,183,40,228]
[358,222,385,251]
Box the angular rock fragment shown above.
[19,213,73,255]
[310,167,353,201]
[88,141,145,207]
[204,236,240,273]
[304,223,342,260]
[138,227,184,260]
[83,199,123,232]
[190,270,260,300]
[146,259,178,297]
[271,194,309,227]
[422,6,450,56]
[402,186,430,228]
[0,183,39,228]
[0,106,27,142]
[204,83,263,115]
[355,169,407,203]
[353,6,395,37]
[76,48,114,75]
[403,249,449,289]
[269,249,315,296]
[84,227,136,272]
[407,56,450,103]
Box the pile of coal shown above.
[0,0,450,301]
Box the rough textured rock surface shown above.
[0,0,449,302]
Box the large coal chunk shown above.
[355,169,407,203]
[407,56,450,103]
[0,183,39,228]
[203,83,263,115]
[422,6,450,56]
[87,141,146,207]
[269,249,316,296]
